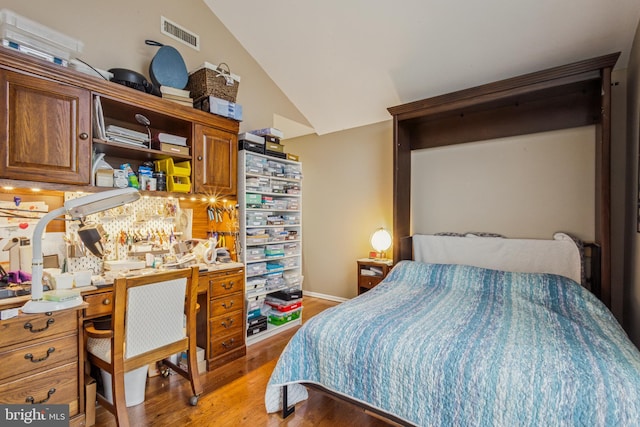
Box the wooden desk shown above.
[0,306,85,426]
[81,265,246,372]
[0,264,246,426]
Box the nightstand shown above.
[357,258,393,295]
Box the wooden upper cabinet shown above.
[193,124,237,195]
[0,69,91,185]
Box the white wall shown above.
[411,127,595,240]
[285,121,393,299]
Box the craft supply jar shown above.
[154,171,166,191]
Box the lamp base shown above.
[22,297,84,313]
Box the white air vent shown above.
[161,16,200,51]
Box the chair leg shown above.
[187,342,203,404]
[112,371,130,427]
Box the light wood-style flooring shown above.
[94,296,390,426]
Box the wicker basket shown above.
[186,62,239,103]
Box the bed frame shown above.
[387,52,619,308]
[280,53,618,424]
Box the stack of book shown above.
[105,124,149,147]
[160,86,193,107]
[250,128,286,159]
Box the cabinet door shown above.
[0,69,91,184]
[193,124,237,195]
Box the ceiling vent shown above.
[161,16,200,51]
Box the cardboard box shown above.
[286,153,300,161]
[238,132,265,144]
[263,135,280,144]
[239,140,264,154]
[85,376,97,426]
[265,141,284,153]
[194,95,243,121]
[153,141,190,156]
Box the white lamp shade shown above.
[370,228,392,252]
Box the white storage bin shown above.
[100,365,148,407]
[0,9,84,64]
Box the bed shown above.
[265,53,634,424]
[265,234,640,425]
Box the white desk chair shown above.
[85,266,202,427]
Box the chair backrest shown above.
[111,267,198,361]
[125,277,186,358]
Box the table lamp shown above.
[22,187,140,314]
[370,227,392,259]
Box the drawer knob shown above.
[24,347,55,363]
[26,388,56,404]
[102,298,111,305]
[79,132,89,140]
[24,318,55,333]
[221,338,235,348]
[221,301,234,309]
[221,281,234,290]
[221,318,234,328]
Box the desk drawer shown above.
[209,293,243,317]
[209,330,244,358]
[0,310,77,349]
[0,334,77,382]
[208,271,244,298]
[0,361,78,410]
[83,291,113,318]
[209,311,243,337]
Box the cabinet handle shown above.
[102,298,111,305]
[221,338,235,348]
[221,318,234,328]
[197,155,203,161]
[24,347,55,363]
[221,301,234,309]
[26,388,56,404]
[24,318,55,333]
[221,281,234,290]
[79,132,89,140]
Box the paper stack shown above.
[160,85,193,107]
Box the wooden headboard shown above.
[387,53,619,308]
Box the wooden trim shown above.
[387,53,619,119]
[598,67,612,307]
[392,118,412,262]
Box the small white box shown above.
[51,272,74,289]
[72,270,92,287]
[95,169,114,187]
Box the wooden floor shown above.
[94,296,391,426]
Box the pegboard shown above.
[64,193,187,274]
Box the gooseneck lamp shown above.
[22,188,140,314]
[370,228,392,259]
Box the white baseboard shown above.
[303,290,349,303]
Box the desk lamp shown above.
[370,227,392,259]
[22,188,140,314]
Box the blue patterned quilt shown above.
[265,261,640,426]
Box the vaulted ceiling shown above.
[205,0,640,136]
